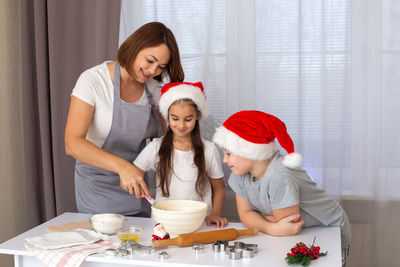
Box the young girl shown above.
[134,82,228,227]
[213,110,351,265]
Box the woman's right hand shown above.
[118,163,150,199]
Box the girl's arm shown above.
[206,178,228,228]
[236,193,303,236]
[65,96,150,198]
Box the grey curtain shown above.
[21,0,121,228]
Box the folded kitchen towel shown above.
[25,240,116,267]
[25,229,101,249]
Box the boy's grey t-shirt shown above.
[228,152,351,248]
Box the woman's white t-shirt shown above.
[71,61,162,147]
[134,137,224,216]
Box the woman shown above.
[65,22,184,216]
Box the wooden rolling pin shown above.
[153,228,258,248]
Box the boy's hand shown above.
[206,215,228,228]
[263,215,276,222]
[272,214,304,236]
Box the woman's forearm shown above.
[64,96,130,175]
[66,137,129,174]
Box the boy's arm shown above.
[236,193,303,236]
[272,205,301,222]
[207,178,228,227]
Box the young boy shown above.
[213,110,351,265]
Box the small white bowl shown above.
[89,213,125,235]
[151,200,207,235]
[117,225,143,242]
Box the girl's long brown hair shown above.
[156,101,207,199]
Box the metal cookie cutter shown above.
[192,243,205,255]
[115,248,130,257]
[104,248,116,256]
[227,247,243,260]
[225,245,235,255]
[245,243,258,254]
[222,241,258,260]
[234,241,245,249]
[118,240,154,256]
[212,240,229,252]
[242,248,254,258]
[139,246,153,255]
[158,251,169,260]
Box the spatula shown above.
[152,228,258,248]
[145,196,163,210]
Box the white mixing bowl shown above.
[89,213,125,235]
[151,200,207,235]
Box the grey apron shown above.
[74,62,162,216]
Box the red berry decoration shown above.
[285,237,328,266]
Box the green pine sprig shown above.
[286,253,312,266]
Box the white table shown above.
[0,212,341,266]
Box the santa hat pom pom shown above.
[282,152,302,168]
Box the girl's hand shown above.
[206,215,228,228]
[119,163,150,199]
[272,214,304,236]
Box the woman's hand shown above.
[206,215,228,228]
[118,163,150,199]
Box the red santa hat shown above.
[159,82,208,120]
[213,110,302,168]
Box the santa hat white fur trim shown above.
[282,152,302,168]
[213,126,303,168]
[213,126,277,161]
[159,84,208,120]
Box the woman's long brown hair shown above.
[117,22,184,83]
[156,100,207,199]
